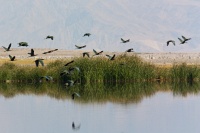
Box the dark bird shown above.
[121,38,130,43]
[2,43,12,51]
[46,35,54,40]
[61,67,80,76]
[71,92,80,99]
[178,35,191,44]
[40,76,53,82]
[83,52,90,57]
[106,54,115,60]
[28,49,37,56]
[18,42,28,47]
[93,49,103,56]
[75,45,86,49]
[83,33,91,37]
[126,48,134,52]
[65,80,79,87]
[72,122,81,130]
[42,50,52,54]
[9,55,15,61]
[64,60,74,66]
[35,59,44,67]
[60,70,70,76]
[167,40,175,46]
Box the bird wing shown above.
[106,55,111,59]
[111,54,116,60]
[182,36,186,40]
[31,49,34,55]
[9,55,12,60]
[7,43,11,50]
[39,60,44,66]
[178,38,183,43]
[121,38,125,42]
[2,46,7,51]
[93,49,98,54]
[75,45,80,49]
[35,60,39,67]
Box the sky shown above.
[0,0,200,52]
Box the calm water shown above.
[0,83,200,133]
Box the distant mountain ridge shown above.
[0,0,199,52]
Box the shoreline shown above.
[1,48,200,66]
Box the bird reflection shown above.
[72,122,81,130]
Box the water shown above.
[0,83,200,133]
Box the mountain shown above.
[0,0,199,52]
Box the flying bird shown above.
[75,45,86,49]
[167,40,175,46]
[121,38,130,43]
[83,33,91,37]
[178,35,191,44]
[28,49,37,56]
[9,55,15,61]
[46,35,54,40]
[125,48,134,52]
[18,42,28,47]
[72,122,81,130]
[2,43,12,51]
[40,76,53,82]
[106,54,115,60]
[64,60,74,66]
[71,92,80,99]
[35,59,44,67]
[83,52,90,57]
[65,80,78,87]
[93,49,103,56]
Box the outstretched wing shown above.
[182,36,186,40]
[75,45,80,49]
[9,55,12,60]
[7,43,11,50]
[93,49,98,54]
[39,60,44,66]
[121,38,125,42]
[2,46,7,51]
[178,38,183,43]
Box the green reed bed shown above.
[0,55,200,83]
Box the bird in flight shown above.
[64,60,74,66]
[93,49,103,56]
[167,40,175,46]
[83,52,90,57]
[125,48,134,52]
[121,38,130,43]
[178,35,191,44]
[75,45,86,49]
[28,49,37,56]
[71,92,80,99]
[72,122,81,130]
[18,42,28,47]
[106,54,115,60]
[40,76,53,82]
[9,55,15,61]
[35,59,44,67]
[46,35,54,40]
[2,43,12,51]
[83,33,91,37]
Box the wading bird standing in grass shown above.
[178,35,191,44]
[83,33,91,37]
[75,45,86,49]
[46,35,54,40]
[106,54,115,60]
[121,38,130,43]
[83,52,90,57]
[18,42,28,47]
[40,76,53,82]
[167,40,175,46]
[2,43,12,51]
[35,59,44,67]
[9,55,15,61]
[126,48,134,52]
[64,60,74,66]
[28,49,37,57]
[71,92,80,100]
[93,49,103,56]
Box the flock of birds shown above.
[166,35,191,46]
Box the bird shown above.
[2,43,12,51]
[64,60,74,66]
[106,54,115,60]
[125,48,134,52]
[42,50,52,54]
[9,55,15,61]
[72,122,81,130]
[18,42,28,47]
[75,45,86,49]
[60,70,70,76]
[71,92,80,99]
[65,80,78,87]
[121,38,130,43]
[35,59,44,67]
[83,33,91,37]
[83,52,90,57]
[28,49,37,56]
[93,49,103,56]
[40,76,53,82]
[46,35,54,40]
[167,40,175,46]
[178,35,191,44]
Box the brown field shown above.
[1,48,200,67]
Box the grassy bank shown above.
[0,55,199,83]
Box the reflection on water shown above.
[0,82,200,133]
